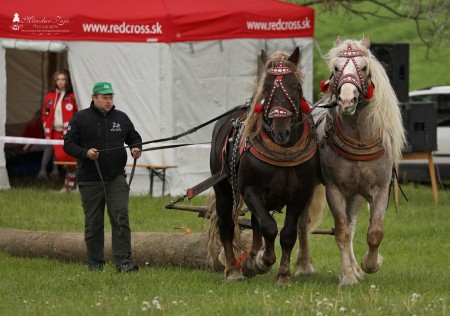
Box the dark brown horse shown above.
[208,47,321,285]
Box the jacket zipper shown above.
[104,115,109,162]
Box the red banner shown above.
[0,0,313,43]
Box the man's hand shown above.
[86,148,99,160]
[131,148,141,159]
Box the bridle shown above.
[333,43,371,98]
[262,57,302,131]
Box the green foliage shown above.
[290,1,450,100]
[0,185,449,315]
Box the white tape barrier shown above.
[0,136,211,149]
[0,136,62,145]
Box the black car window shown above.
[437,94,450,127]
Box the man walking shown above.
[64,82,142,273]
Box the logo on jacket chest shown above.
[111,122,121,132]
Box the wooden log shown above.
[0,228,247,271]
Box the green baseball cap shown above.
[92,82,114,95]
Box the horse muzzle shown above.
[271,128,290,145]
[336,83,360,116]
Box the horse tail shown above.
[205,194,219,263]
[300,183,327,233]
[206,193,247,266]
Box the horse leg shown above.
[295,209,315,276]
[361,190,389,274]
[242,189,278,275]
[214,183,243,281]
[327,185,360,286]
[346,196,364,281]
[295,183,326,276]
[242,213,263,278]
[277,201,307,286]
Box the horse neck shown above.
[336,104,377,141]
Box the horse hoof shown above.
[255,251,272,274]
[339,275,360,286]
[361,252,383,274]
[294,263,316,277]
[277,274,291,286]
[226,269,244,282]
[242,259,257,278]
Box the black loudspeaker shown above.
[371,43,409,102]
[400,102,438,152]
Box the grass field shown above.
[0,184,448,315]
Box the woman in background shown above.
[38,69,78,191]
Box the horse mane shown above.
[241,50,304,142]
[320,38,406,164]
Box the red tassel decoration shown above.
[364,83,374,99]
[320,80,330,93]
[301,98,311,114]
[253,104,263,114]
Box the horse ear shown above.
[261,49,269,65]
[288,47,301,65]
[362,35,371,49]
[335,35,343,46]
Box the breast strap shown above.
[242,114,317,167]
[324,111,385,161]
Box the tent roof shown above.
[0,0,314,43]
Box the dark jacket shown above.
[64,102,142,181]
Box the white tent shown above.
[0,0,314,195]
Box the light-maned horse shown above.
[208,47,321,285]
[296,36,406,286]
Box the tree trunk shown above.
[0,229,251,271]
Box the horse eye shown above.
[334,66,339,72]
[362,66,367,72]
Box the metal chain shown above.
[230,119,244,214]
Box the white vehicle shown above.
[399,85,450,183]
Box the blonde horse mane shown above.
[321,37,406,164]
[241,50,304,142]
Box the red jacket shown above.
[41,90,78,139]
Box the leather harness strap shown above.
[186,172,228,199]
[242,114,317,167]
[324,111,385,161]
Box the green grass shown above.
[0,184,449,315]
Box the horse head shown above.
[259,47,303,145]
[329,36,373,116]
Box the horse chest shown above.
[238,154,315,196]
[322,149,391,192]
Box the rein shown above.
[95,102,249,188]
[97,103,249,154]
